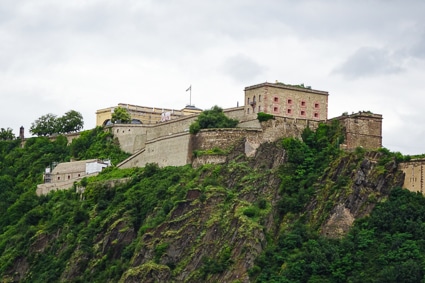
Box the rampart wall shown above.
[399,159,425,194]
[118,132,192,169]
[331,112,382,150]
[109,125,148,154]
[117,115,325,169]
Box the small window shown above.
[258,106,261,112]
[274,97,279,103]
[314,112,319,118]
[301,101,306,107]
[287,109,292,114]
[314,103,320,108]
[57,176,60,180]
[116,129,119,133]
[68,175,71,180]
[259,95,262,102]
[253,96,256,102]
[78,174,81,177]
[301,110,306,116]
[274,107,279,112]
[287,99,292,104]
[248,98,250,104]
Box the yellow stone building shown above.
[244,82,329,120]
[96,103,202,127]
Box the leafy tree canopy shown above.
[30,110,84,136]
[189,105,239,134]
[111,106,131,124]
[57,110,84,134]
[30,113,58,136]
[0,128,15,140]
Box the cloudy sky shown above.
[1,0,424,154]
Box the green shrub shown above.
[189,106,238,134]
[257,112,274,122]
[243,206,259,218]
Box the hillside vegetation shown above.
[0,123,423,282]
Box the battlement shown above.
[331,111,383,150]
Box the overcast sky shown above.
[1,0,424,154]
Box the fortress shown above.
[35,81,425,197]
[48,81,425,197]
[97,82,383,169]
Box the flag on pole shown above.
[186,85,191,92]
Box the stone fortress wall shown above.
[109,82,384,170]
[399,159,425,194]
[36,81,425,196]
[330,111,383,150]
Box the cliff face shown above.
[117,146,405,282]
[308,151,404,238]
[0,141,405,282]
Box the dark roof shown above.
[183,105,203,111]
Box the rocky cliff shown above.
[0,138,406,282]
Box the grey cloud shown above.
[221,54,265,82]
[409,32,425,59]
[333,47,403,78]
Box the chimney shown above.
[19,126,24,140]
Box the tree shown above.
[111,107,131,124]
[57,110,84,133]
[30,113,58,136]
[189,106,238,134]
[0,127,15,140]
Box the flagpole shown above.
[186,85,192,106]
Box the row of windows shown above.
[247,95,262,105]
[247,106,320,118]
[247,96,320,109]
[57,173,81,181]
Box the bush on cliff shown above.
[189,106,238,134]
[257,112,274,122]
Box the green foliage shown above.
[257,112,274,122]
[30,110,84,136]
[193,147,229,157]
[0,128,15,140]
[111,106,131,124]
[154,242,169,263]
[279,122,344,215]
[69,127,130,165]
[30,113,58,136]
[254,187,425,282]
[189,105,238,134]
[56,110,84,133]
[276,81,312,89]
[200,245,234,278]
[243,206,259,218]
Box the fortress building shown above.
[96,82,383,170]
[244,82,328,120]
[96,103,202,127]
[37,81,386,195]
